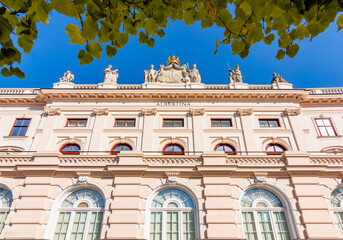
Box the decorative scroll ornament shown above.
[59,70,74,83]
[284,108,301,116]
[189,108,205,116]
[141,108,157,116]
[229,65,243,84]
[143,57,201,84]
[76,172,90,184]
[254,172,267,184]
[165,171,180,184]
[103,65,118,84]
[44,107,61,116]
[236,108,253,116]
[93,108,109,116]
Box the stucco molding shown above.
[57,137,85,150]
[141,108,157,116]
[93,108,109,116]
[284,108,301,116]
[159,137,188,152]
[189,108,205,116]
[210,137,240,152]
[261,137,292,151]
[108,137,136,151]
[236,108,253,116]
[44,107,61,116]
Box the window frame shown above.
[114,118,136,127]
[65,119,88,127]
[314,118,338,137]
[162,119,184,127]
[111,143,133,155]
[266,143,286,155]
[9,118,31,137]
[162,144,184,155]
[259,119,280,128]
[214,143,236,155]
[211,118,232,127]
[0,188,12,235]
[60,144,81,155]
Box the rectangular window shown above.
[315,118,337,136]
[211,119,232,127]
[259,119,280,127]
[115,119,135,127]
[66,119,87,127]
[10,118,31,136]
[163,119,184,127]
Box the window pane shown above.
[183,212,195,240]
[71,146,80,152]
[269,120,279,127]
[122,145,131,151]
[71,212,87,240]
[327,127,336,136]
[17,127,27,136]
[68,120,77,127]
[319,127,328,136]
[0,212,8,234]
[15,119,24,126]
[54,212,71,240]
[316,119,324,126]
[174,120,183,127]
[23,120,30,126]
[335,212,343,232]
[223,145,233,152]
[242,212,258,240]
[274,146,284,152]
[323,119,331,126]
[165,146,173,152]
[259,120,268,127]
[167,212,179,240]
[11,127,20,136]
[164,120,173,127]
[78,120,87,127]
[126,120,135,127]
[258,212,275,240]
[216,146,224,151]
[174,146,182,152]
[87,212,103,240]
[150,212,162,240]
[221,120,232,127]
[273,212,291,240]
[211,120,220,127]
[116,120,125,127]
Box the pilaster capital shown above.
[189,108,205,116]
[44,107,61,116]
[93,108,109,116]
[141,108,157,116]
[284,108,301,116]
[236,108,253,116]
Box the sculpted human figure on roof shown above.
[144,65,157,83]
[189,63,201,83]
[229,65,243,84]
[103,65,118,84]
[59,70,74,83]
[271,73,287,84]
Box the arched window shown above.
[111,143,132,155]
[53,188,104,240]
[149,188,197,240]
[0,188,12,234]
[241,188,292,240]
[163,144,184,155]
[331,188,343,232]
[215,143,236,155]
[60,144,80,155]
[266,144,286,155]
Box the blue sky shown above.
[1,12,342,89]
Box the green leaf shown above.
[278,33,292,48]
[214,39,220,54]
[28,0,52,24]
[146,38,155,48]
[106,45,117,59]
[51,0,79,19]
[231,39,245,55]
[88,42,102,60]
[201,18,214,29]
[286,44,299,58]
[156,29,165,38]
[144,18,158,36]
[263,34,275,45]
[0,16,13,42]
[11,67,25,78]
[239,1,252,16]
[116,32,129,48]
[337,14,343,30]
[81,16,98,42]
[66,24,86,45]
[78,49,93,65]
[184,9,196,26]
[138,31,149,45]
[275,49,286,60]
[1,67,13,77]
[17,35,34,54]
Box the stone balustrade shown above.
[142,155,202,165]
[226,155,284,165]
[309,87,343,94]
[0,89,39,95]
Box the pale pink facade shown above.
[0,71,343,240]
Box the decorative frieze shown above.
[93,108,109,116]
[44,107,61,116]
[284,108,301,116]
[236,108,253,116]
[189,108,205,116]
[141,108,157,116]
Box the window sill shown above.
[3,136,28,139]
[317,135,342,139]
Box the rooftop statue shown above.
[271,73,287,84]
[144,57,202,84]
[144,65,157,83]
[229,65,243,84]
[103,65,119,84]
[59,70,74,83]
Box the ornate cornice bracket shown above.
[93,108,109,116]
[76,171,90,184]
[236,108,253,116]
[141,108,157,116]
[44,107,61,116]
[165,171,180,184]
[189,108,205,116]
[284,108,301,116]
[253,172,267,184]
